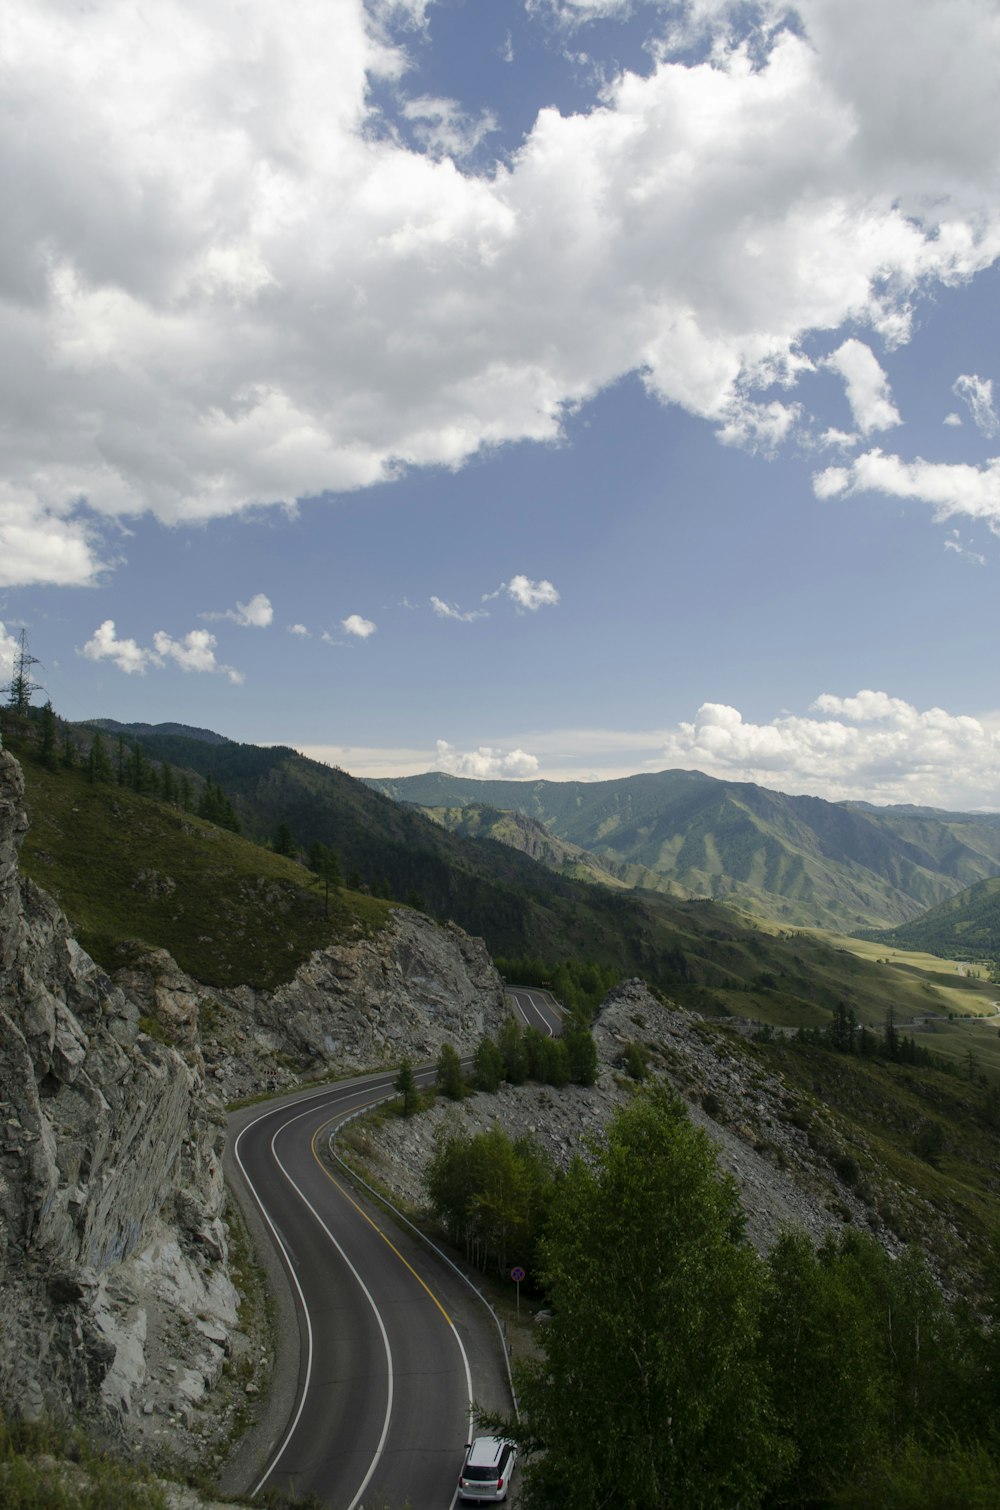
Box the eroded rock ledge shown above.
[0,742,507,1477]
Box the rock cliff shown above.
[0,741,507,1469]
[114,910,506,1104]
[0,746,237,1450]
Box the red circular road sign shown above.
[510,1266,526,1282]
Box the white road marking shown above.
[233,1088,395,1505]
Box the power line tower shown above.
[6,629,45,715]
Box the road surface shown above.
[224,1067,514,1508]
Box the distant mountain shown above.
[365,769,1000,931]
[870,877,1000,963]
[76,725,936,1015]
[86,719,232,746]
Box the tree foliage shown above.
[502,1086,784,1509]
[426,1124,553,1276]
[435,1042,465,1101]
[394,1057,419,1118]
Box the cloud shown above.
[2,0,1000,581]
[819,427,858,450]
[0,622,23,679]
[152,628,244,683]
[435,740,540,778]
[944,412,963,427]
[81,619,243,680]
[202,592,273,627]
[944,529,986,565]
[288,622,310,635]
[823,340,902,435]
[953,374,998,437]
[401,97,498,160]
[431,595,488,622]
[342,614,376,639]
[504,575,560,611]
[297,689,1000,806]
[81,619,160,675]
[657,691,1000,808]
[0,494,108,588]
[812,449,1000,530]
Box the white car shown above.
[458,1436,517,1502]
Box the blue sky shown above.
[4,0,1000,807]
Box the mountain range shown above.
[366,768,1000,933]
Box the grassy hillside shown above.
[10,749,391,989]
[367,768,1000,931]
[867,876,1000,965]
[419,803,640,890]
[12,717,1000,1075]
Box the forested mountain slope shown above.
[367,768,1000,930]
[870,876,1000,963]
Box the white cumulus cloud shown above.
[435,740,540,778]
[81,619,243,680]
[0,622,23,679]
[953,374,998,437]
[658,691,1000,808]
[812,449,1000,530]
[503,575,561,612]
[3,0,1000,583]
[288,622,310,635]
[153,628,244,682]
[81,620,160,675]
[342,614,376,639]
[823,340,902,435]
[202,592,273,627]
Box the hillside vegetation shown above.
[10,713,1000,1071]
[869,875,1000,966]
[368,767,1000,931]
[7,733,391,989]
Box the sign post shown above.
[510,1265,526,1322]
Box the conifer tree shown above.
[394,1057,419,1117]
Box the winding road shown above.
[221,988,560,1508]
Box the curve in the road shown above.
[507,985,563,1038]
[228,1071,476,1508]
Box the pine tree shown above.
[160,760,177,805]
[474,1036,504,1093]
[87,732,114,784]
[38,702,58,770]
[436,1043,465,1101]
[394,1058,419,1117]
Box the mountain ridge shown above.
[365,767,1000,931]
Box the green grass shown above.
[0,1412,167,1508]
[746,1029,1000,1288]
[13,754,392,990]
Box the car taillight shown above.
[497,1478,504,1489]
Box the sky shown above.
[4,0,1000,809]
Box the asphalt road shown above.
[506,987,563,1038]
[224,1068,514,1509]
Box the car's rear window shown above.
[463,1466,498,1481]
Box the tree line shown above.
[465,1085,1000,1508]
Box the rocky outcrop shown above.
[349,979,908,1261]
[0,747,237,1451]
[115,911,507,1104]
[0,740,507,1467]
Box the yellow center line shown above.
[309,1098,456,1328]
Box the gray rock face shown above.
[0,742,507,1465]
[117,911,507,1103]
[0,748,236,1443]
[351,979,908,1263]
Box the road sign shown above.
[510,1266,526,1282]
